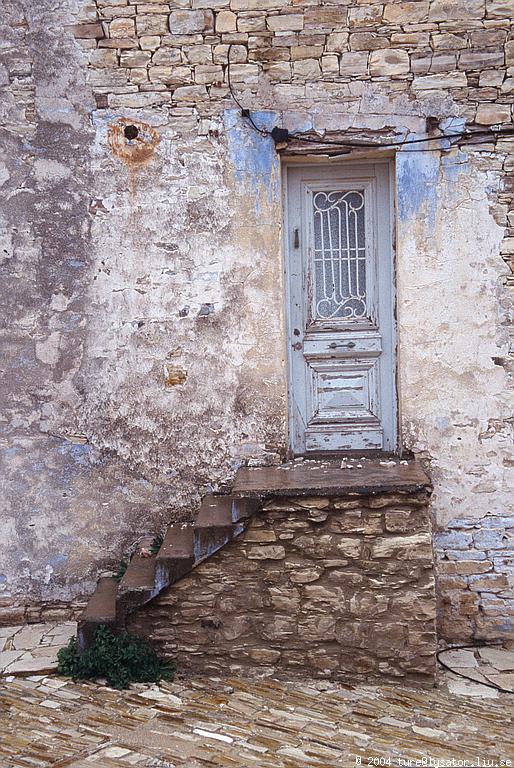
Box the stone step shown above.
[78,492,262,650]
[194,495,235,561]
[155,524,195,589]
[77,576,117,651]
[117,539,158,620]
[231,497,262,523]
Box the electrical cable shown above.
[225,47,514,153]
[437,644,514,694]
[227,44,269,136]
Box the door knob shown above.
[328,341,356,349]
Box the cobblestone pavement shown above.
[1,671,513,768]
[0,623,77,676]
[1,624,514,767]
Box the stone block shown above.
[246,545,286,560]
[304,7,347,31]
[237,17,265,34]
[140,35,161,50]
[431,32,467,50]
[486,0,514,16]
[468,573,509,592]
[223,62,258,81]
[479,70,505,87]
[339,51,369,77]
[434,530,473,550]
[187,44,215,64]
[289,567,323,584]
[231,0,288,9]
[476,104,511,125]
[391,32,430,47]
[120,50,151,67]
[429,0,486,21]
[484,515,514,528]
[260,615,296,641]
[412,71,468,89]
[108,90,171,107]
[150,65,192,84]
[89,49,118,67]
[459,50,505,70]
[303,585,346,604]
[169,10,214,34]
[384,510,412,533]
[348,5,383,27]
[371,532,432,559]
[249,648,281,663]
[473,529,508,549]
[70,22,105,39]
[369,49,410,77]
[152,47,182,66]
[321,55,340,76]
[194,65,224,84]
[267,62,292,81]
[109,17,135,37]
[350,33,389,51]
[89,68,128,86]
[291,45,324,61]
[326,32,349,53]
[99,36,138,48]
[384,1,429,23]
[136,14,169,35]
[298,616,336,641]
[216,10,237,32]
[267,14,304,32]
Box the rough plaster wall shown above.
[0,0,512,641]
[0,1,288,619]
[397,149,513,639]
[80,109,285,486]
[398,148,509,525]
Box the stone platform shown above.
[130,458,436,685]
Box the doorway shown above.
[284,161,397,454]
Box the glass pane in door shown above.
[312,190,367,320]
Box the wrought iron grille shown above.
[312,189,367,320]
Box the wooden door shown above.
[285,162,397,454]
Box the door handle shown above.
[293,228,300,248]
[329,341,356,349]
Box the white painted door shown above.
[285,162,397,454]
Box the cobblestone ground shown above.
[1,671,513,767]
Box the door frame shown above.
[281,156,400,457]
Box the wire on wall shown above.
[226,44,514,154]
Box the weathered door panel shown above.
[285,162,396,455]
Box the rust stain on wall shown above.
[107,118,160,167]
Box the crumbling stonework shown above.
[1,0,512,644]
[129,490,437,684]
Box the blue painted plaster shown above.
[397,148,440,226]
[223,109,280,208]
[48,554,68,569]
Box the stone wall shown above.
[1,0,512,642]
[129,490,437,684]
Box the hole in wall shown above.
[108,118,160,166]
[124,124,139,141]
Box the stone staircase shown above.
[77,494,261,650]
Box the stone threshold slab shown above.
[233,457,431,498]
